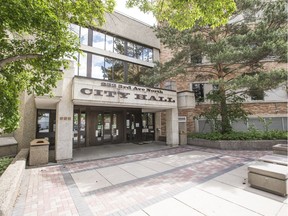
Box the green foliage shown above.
[142,0,287,134]
[127,0,236,30]
[0,157,13,176]
[189,130,288,140]
[0,0,115,133]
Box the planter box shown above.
[188,138,287,150]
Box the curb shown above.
[0,149,29,216]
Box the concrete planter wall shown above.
[188,138,287,150]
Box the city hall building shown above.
[14,12,185,162]
[13,12,287,162]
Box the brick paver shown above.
[12,146,270,216]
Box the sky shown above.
[115,0,156,26]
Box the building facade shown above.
[14,12,180,162]
[13,11,287,162]
[160,44,288,135]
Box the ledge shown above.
[188,138,287,150]
[0,149,29,216]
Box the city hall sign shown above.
[73,78,177,108]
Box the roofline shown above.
[113,10,156,28]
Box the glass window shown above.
[192,83,205,102]
[114,38,125,55]
[73,52,79,76]
[143,48,153,62]
[127,63,148,85]
[148,48,153,62]
[37,111,50,133]
[135,45,143,60]
[80,27,88,45]
[92,55,106,79]
[191,54,202,64]
[113,60,124,83]
[164,81,176,90]
[105,57,113,80]
[69,24,80,36]
[249,87,264,100]
[78,52,87,77]
[93,31,105,49]
[127,42,135,57]
[106,35,114,52]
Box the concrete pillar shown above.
[166,108,179,147]
[155,112,161,141]
[55,63,74,161]
[14,92,36,150]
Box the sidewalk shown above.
[12,144,287,216]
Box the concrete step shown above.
[258,154,288,166]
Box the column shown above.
[155,112,161,141]
[166,108,179,147]
[55,63,74,161]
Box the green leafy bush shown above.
[0,157,13,176]
[189,130,288,140]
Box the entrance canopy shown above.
[72,77,177,111]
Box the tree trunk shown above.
[219,84,232,134]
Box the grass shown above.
[0,157,13,176]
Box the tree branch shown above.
[0,54,43,69]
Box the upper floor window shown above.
[93,31,105,49]
[80,27,88,46]
[74,52,150,85]
[69,24,154,63]
[164,81,176,90]
[248,87,264,100]
[191,54,202,64]
[192,83,204,102]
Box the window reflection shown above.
[135,45,143,60]
[106,35,114,52]
[78,52,87,76]
[105,58,113,80]
[92,55,106,79]
[69,24,80,36]
[69,25,154,62]
[93,31,105,49]
[37,111,50,133]
[113,60,124,83]
[114,38,125,55]
[80,27,88,45]
[143,48,153,62]
[127,42,134,57]
[127,63,146,85]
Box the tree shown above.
[0,0,115,133]
[127,0,237,30]
[141,0,287,134]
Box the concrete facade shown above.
[12,12,181,161]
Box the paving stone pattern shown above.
[12,146,272,216]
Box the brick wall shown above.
[160,102,287,136]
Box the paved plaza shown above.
[12,143,287,216]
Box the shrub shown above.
[189,130,288,141]
[0,157,13,176]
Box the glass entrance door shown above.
[73,109,86,148]
[142,113,155,141]
[126,111,142,142]
[103,113,112,142]
[94,112,121,145]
